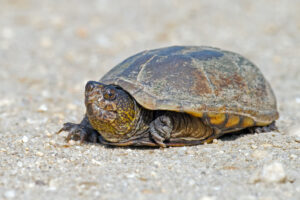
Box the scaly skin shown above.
[58,81,155,145]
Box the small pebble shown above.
[153,161,161,167]
[36,151,44,157]
[150,171,157,177]
[35,180,46,186]
[212,139,218,144]
[46,130,52,137]
[262,162,286,183]
[28,182,35,188]
[38,104,48,112]
[126,173,136,178]
[68,140,76,145]
[91,159,101,166]
[40,37,53,48]
[250,162,286,183]
[290,154,297,159]
[17,161,23,167]
[251,150,267,159]
[49,140,56,145]
[262,143,273,148]
[4,190,16,198]
[22,136,29,143]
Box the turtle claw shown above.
[150,130,167,148]
[57,122,98,143]
[149,115,173,148]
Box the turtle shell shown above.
[100,46,279,124]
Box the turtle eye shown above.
[103,88,116,100]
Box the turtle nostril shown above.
[85,81,106,92]
[85,81,96,92]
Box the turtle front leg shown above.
[57,115,99,143]
[149,115,173,147]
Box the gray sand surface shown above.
[0,0,299,199]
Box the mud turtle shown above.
[58,46,279,147]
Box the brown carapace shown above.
[58,46,279,147]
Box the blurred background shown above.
[1,0,299,129]
[1,0,300,199]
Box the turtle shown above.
[57,46,279,147]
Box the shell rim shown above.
[101,78,279,124]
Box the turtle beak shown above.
[85,81,105,105]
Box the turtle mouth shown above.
[86,102,117,122]
[86,98,117,122]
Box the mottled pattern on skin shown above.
[85,82,141,142]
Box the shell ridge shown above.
[136,55,157,82]
[197,59,217,98]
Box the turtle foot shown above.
[57,122,98,143]
[149,115,173,148]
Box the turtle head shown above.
[84,81,139,142]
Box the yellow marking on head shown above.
[225,115,240,128]
[255,121,271,126]
[241,117,254,128]
[104,103,117,111]
[124,110,134,121]
[207,113,226,125]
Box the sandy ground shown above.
[0,0,300,199]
